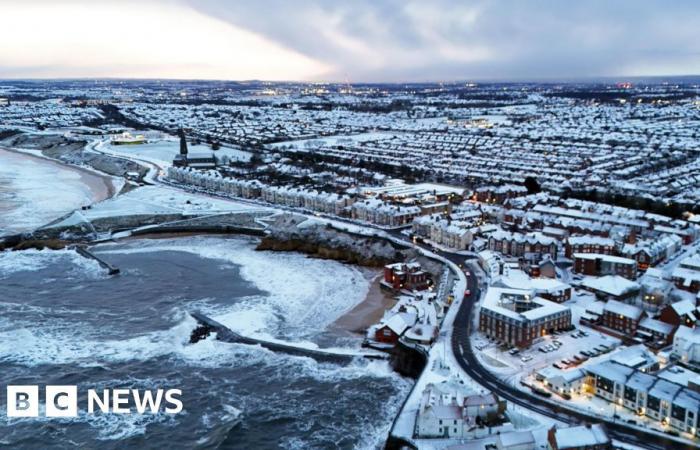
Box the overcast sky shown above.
[1,0,699,82]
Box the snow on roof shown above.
[573,253,636,265]
[675,388,700,412]
[603,299,643,319]
[480,287,570,323]
[675,325,700,345]
[568,235,616,246]
[496,271,569,294]
[670,299,697,317]
[609,344,658,369]
[497,431,535,447]
[537,366,585,384]
[625,371,656,392]
[658,365,700,388]
[639,318,674,336]
[679,255,700,271]
[582,275,640,297]
[672,267,700,286]
[649,378,682,401]
[587,360,635,384]
[380,312,416,335]
[551,424,609,448]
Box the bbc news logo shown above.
[6,385,183,417]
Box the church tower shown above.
[178,128,188,156]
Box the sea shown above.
[0,149,410,449]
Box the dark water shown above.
[0,236,410,449]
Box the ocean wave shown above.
[0,247,106,279]
[96,236,372,337]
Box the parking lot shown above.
[473,325,621,377]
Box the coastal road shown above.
[451,268,696,450]
[85,143,691,449]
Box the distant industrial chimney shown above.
[178,128,188,156]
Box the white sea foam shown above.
[97,236,371,336]
[0,377,179,441]
[0,247,105,279]
[1,237,398,387]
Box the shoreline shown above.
[332,271,395,335]
[0,145,117,202]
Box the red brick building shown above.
[374,313,415,343]
[573,253,637,280]
[565,235,617,258]
[383,262,429,291]
[478,288,571,348]
[488,230,558,261]
[474,184,528,204]
[602,300,645,335]
[658,299,698,328]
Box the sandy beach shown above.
[0,147,118,235]
[0,146,117,200]
[333,270,396,334]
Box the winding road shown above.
[450,265,697,450]
[85,137,697,449]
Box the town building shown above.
[580,275,640,301]
[573,253,637,280]
[672,255,700,293]
[546,424,611,450]
[415,381,505,439]
[474,184,528,204]
[673,326,700,365]
[565,235,617,258]
[373,312,416,344]
[495,431,536,450]
[535,367,586,397]
[488,229,558,261]
[478,287,572,348]
[637,318,676,347]
[659,299,699,329]
[584,360,700,435]
[601,299,645,335]
[383,262,430,291]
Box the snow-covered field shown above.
[0,148,107,235]
[97,139,251,167]
[47,185,272,228]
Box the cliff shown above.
[256,214,414,267]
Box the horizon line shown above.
[1,74,699,86]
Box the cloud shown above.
[185,0,700,81]
[1,0,699,81]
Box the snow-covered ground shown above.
[47,185,273,229]
[473,321,620,382]
[0,148,109,235]
[95,139,251,167]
